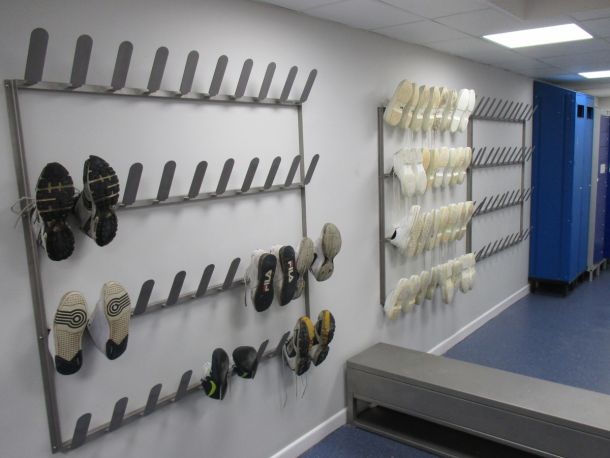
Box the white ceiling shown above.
[255,0,610,94]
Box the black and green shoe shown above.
[201,348,230,400]
[232,346,258,379]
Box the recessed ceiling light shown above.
[579,70,610,79]
[483,23,592,49]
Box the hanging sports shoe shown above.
[202,348,230,400]
[283,316,315,376]
[74,155,119,247]
[293,237,314,299]
[310,223,342,282]
[87,281,131,360]
[244,250,277,312]
[33,162,75,261]
[270,245,299,306]
[49,291,88,375]
[232,346,259,379]
[310,310,335,367]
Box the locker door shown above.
[594,115,609,264]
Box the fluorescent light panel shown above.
[580,70,610,79]
[484,23,592,49]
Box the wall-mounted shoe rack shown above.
[6,28,319,453]
[465,95,536,262]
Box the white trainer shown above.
[402,274,421,313]
[384,80,415,127]
[49,291,88,375]
[406,209,425,258]
[440,263,455,304]
[384,278,410,320]
[87,282,131,360]
[415,270,431,305]
[398,83,420,129]
[422,86,441,132]
[310,223,342,282]
[415,211,433,257]
[458,90,476,132]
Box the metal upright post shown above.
[466,117,474,254]
[520,119,526,233]
[378,107,386,305]
[5,79,62,453]
[297,104,311,318]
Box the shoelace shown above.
[10,196,36,227]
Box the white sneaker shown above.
[415,211,433,256]
[433,147,450,188]
[436,206,449,247]
[451,202,465,241]
[458,90,476,132]
[406,209,425,258]
[415,270,431,305]
[384,278,410,320]
[456,201,474,240]
[293,237,314,299]
[422,86,441,132]
[443,204,459,244]
[450,89,471,133]
[441,89,457,131]
[270,245,299,306]
[310,223,342,282]
[398,83,420,129]
[384,80,414,127]
[440,263,455,304]
[451,259,463,288]
[443,148,458,188]
[393,149,416,197]
[433,87,450,131]
[460,253,476,292]
[413,149,428,196]
[425,208,441,251]
[389,205,420,253]
[244,250,277,312]
[49,291,88,375]
[410,85,431,132]
[426,266,440,300]
[450,148,465,186]
[87,282,131,360]
[457,147,472,185]
[402,274,421,313]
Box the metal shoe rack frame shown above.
[377,96,534,305]
[6,28,319,453]
[465,96,535,263]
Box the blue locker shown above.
[530,81,594,285]
[596,115,609,263]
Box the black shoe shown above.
[33,162,75,261]
[271,245,299,306]
[74,155,119,247]
[232,346,258,379]
[201,348,230,400]
[310,310,336,366]
[245,250,277,312]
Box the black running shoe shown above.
[245,250,277,312]
[232,346,258,379]
[201,348,230,400]
[33,162,75,261]
[74,155,119,247]
[310,310,336,366]
[283,316,314,376]
[271,245,299,305]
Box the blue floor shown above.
[445,270,610,395]
[304,272,610,456]
[301,425,436,458]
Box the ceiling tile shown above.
[580,17,610,38]
[379,0,488,19]
[571,8,610,21]
[513,38,610,59]
[542,50,610,72]
[256,0,343,11]
[305,0,421,30]
[375,20,470,44]
[426,37,516,62]
[436,8,522,36]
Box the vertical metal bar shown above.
[297,105,310,317]
[378,107,387,304]
[466,117,473,253]
[5,80,62,452]
[520,120,526,233]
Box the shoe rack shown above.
[465,95,535,263]
[6,28,319,453]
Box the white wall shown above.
[0,1,532,457]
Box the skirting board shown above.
[427,284,530,355]
[270,408,347,458]
[271,285,529,457]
